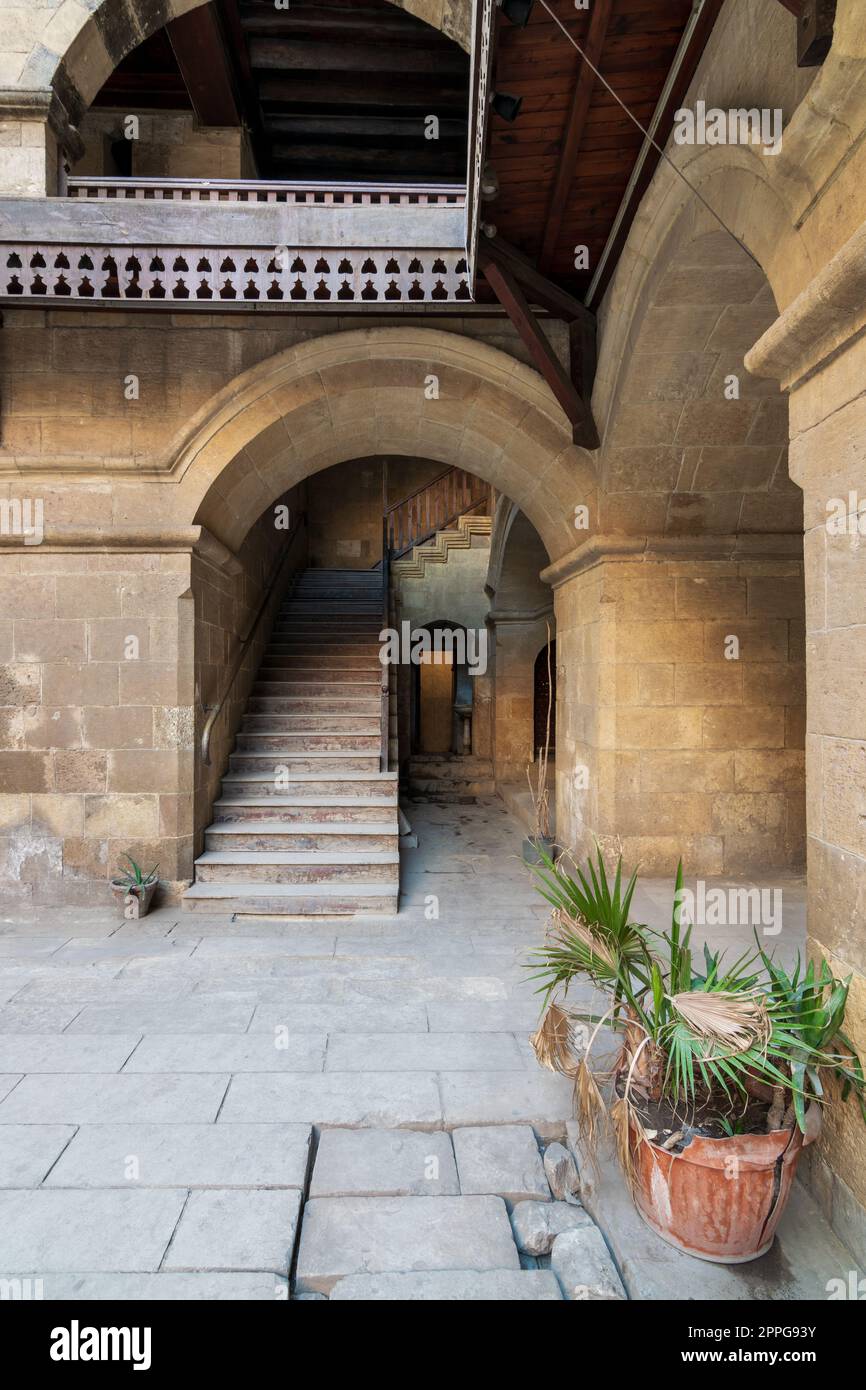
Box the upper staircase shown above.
[184,569,399,916]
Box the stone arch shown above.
[24,0,470,125]
[485,501,554,786]
[174,327,595,564]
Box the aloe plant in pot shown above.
[111,855,159,919]
[526,848,866,1263]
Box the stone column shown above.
[546,537,806,875]
[0,92,81,197]
[747,222,866,1258]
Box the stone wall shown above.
[552,549,805,876]
[0,488,305,906]
[0,545,195,905]
[74,109,255,180]
[0,309,570,477]
[307,456,445,570]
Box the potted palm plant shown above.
[111,855,159,919]
[527,847,866,1263]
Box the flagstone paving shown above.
[0,797,858,1300]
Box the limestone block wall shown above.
[306,456,445,570]
[74,110,256,180]
[779,317,866,1237]
[0,310,570,475]
[0,546,196,905]
[553,551,805,876]
[0,489,305,907]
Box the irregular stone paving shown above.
[0,799,856,1300]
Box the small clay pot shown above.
[111,878,158,919]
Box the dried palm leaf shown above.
[574,1056,607,1157]
[667,989,771,1056]
[530,1001,578,1076]
[551,907,617,973]
[610,1094,642,1192]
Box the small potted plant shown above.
[523,625,556,865]
[526,847,866,1263]
[111,855,160,919]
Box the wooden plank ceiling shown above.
[95,0,470,183]
[91,0,718,306]
[487,0,698,300]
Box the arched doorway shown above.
[412,621,470,755]
[533,640,556,758]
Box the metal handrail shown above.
[380,515,391,775]
[201,513,305,766]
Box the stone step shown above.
[240,715,381,734]
[212,796,399,824]
[221,772,397,799]
[256,669,382,685]
[265,643,381,656]
[270,623,382,635]
[194,849,400,884]
[235,732,381,753]
[246,697,380,716]
[408,780,497,799]
[182,880,399,916]
[251,682,381,699]
[205,823,398,852]
[228,751,381,775]
[260,654,382,669]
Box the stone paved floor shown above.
[0,797,859,1300]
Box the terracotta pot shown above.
[522,834,557,865]
[111,879,158,919]
[627,1104,821,1263]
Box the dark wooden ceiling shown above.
[95,0,469,183]
[91,0,723,306]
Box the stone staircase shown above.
[184,569,399,916]
[391,512,492,579]
[407,754,496,803]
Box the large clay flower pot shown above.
[628,1105,821,1263]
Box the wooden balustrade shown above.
[386,467,490,557]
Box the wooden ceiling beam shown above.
[248,38,465,75]
[481,256,598,450]
[537,0,615,274]
[264,114,467,140]
[481,234,594,331]
[167,6,242,127]
[257,75,466,107]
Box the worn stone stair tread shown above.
[186,567,396,916]
[229,749,382,760]
[183,881,399,899]
[206,821,398,835]
[223,769,395,780]
[214,795,398,807]
[195,850,399,865]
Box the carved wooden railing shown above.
[0,245,471,305]
[386,467,491,558]
[67,177,466,207]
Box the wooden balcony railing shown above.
[67,177,466,208]
[1,245,471,305]
[386,467,491,558]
